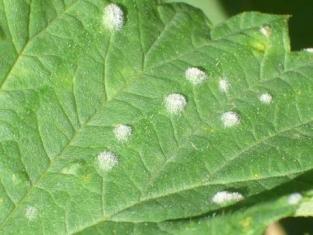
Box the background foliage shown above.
[183,0,313,50]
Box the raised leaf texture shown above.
[0,0,312,234]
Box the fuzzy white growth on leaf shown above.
[97,151,118,171]
[25,206,38,221]
[114,124,132,142]
[165,93,187,114]
[288,192,303,205]
[259,92,273,104]
[304,48,313,53]
[221,111,240,128]
[212,191,244,204]
[103,3,124,31]
[260,26,272,38]
[219,79,230,93]
[185,67,208,85]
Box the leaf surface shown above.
[0,0,312,234]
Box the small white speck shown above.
[288,192,302,205]
[260,26,272,38]
[259,92,272,104]
[114,124,132,142]
[103,3,124,31]
[221,111,240,128]
[165,93,187,114]
[212,191,244,204]
[219,79,230,93]
[25,206,38,221]
[61,163,81,175]
[97,151,118,171]
[185,67,208,85]
[304,48,313,53]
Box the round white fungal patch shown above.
[212,191,244,204]
[103,3,124,31]
[304,48,313,53]
[219,79,230,93]
[221,111,240,128]
[165,93,187,114]
[288,192,303,205]
[114,124,132,142]
[185,67,208,85]
[25,206,38,221]
[260,26,272,38]
[259,92,273,104]
[97,151,118,171]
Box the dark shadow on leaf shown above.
[165,168,313,223]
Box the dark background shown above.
[221,0,313,50]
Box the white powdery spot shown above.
[260,26,272,38]
[288,192,303,205]
[97,151,118,171]
[219,79,230,93]
[185,67,208,85]
[165,93,187,114]
[114,124,132,142]
[25,206,38,221]
[304,48,313,53]
[259,92,273,104]
[103,3,124,31]
[221,111,240,128]
[212,191,244,204]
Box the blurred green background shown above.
[169,0,313,50]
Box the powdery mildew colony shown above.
[114,124,132,142]
[25,206,38,221]
[103,3,124,31]
[259,93,273,104]
[97,151,119,172]
[212,191,244,204]
[164,93,187,114]
[219,79,231,93]
[185,67,208,85]
[288,193,303,205]
[221,111,241,128]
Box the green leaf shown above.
[76,196,295,235]
[0,1,312,234]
